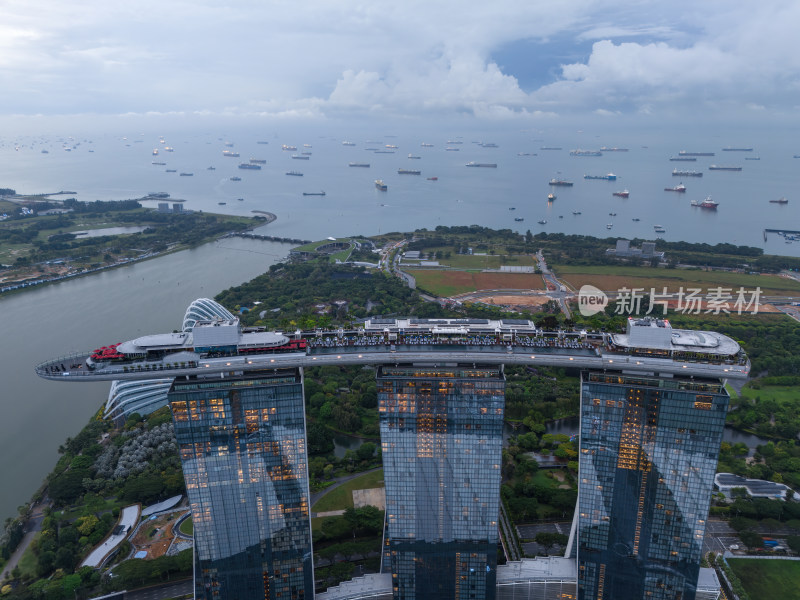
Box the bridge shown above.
[35,317,749,382]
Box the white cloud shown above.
[0,0,798,121]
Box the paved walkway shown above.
[82,504,140,568]
[0,500,49,582]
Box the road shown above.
[537,251,572,319]
[123,579,193,600]
[703,519,740,555]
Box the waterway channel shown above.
[0,237,294,523]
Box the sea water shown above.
[2,121,799,256]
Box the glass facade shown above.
[377,365,505,600]
[577,372,729,600]
[169,369,313,600]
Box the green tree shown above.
[535,532,568,553]
[356,442,376,461]
[739,530,764,549]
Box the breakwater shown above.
[229,231,311,245]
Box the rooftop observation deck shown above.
[35,317,749,382]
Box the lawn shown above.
[15,534,40,578]
[739,384,800,404]
[434,253,536,270]
[553,264,800,297]
[312,469,384,513]
[727,558,800,600]
[407,269,545,297]
[179,516,193,536]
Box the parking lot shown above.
[517,521,571,556]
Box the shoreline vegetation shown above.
[0,194,269,296]
[4,222,800,596]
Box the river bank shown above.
[0,212,271,297]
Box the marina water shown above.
[3,122,800,255]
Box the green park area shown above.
[312,469,385,514]
[0,197,257,286]
[407,269,544,297]
[409,251,536,271]
[291,238,356,263]
[727,558,800,600]
[178,517,193,537]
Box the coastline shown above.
[0,213,272,298]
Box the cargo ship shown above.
[239,163,261,170]
[466,162,497,168]
[540,146,562,150]
[286,171,303,176]
[427,177,438,181]
[670,157,697,161]
[599,147,629,152]
[342,141,356,146]
[664,184,687,193]
[709,165,742,171]
[302,191,326,196]
[547,193,556,201]
[769,197,789,204]
[584,173,617,180]
[691,196,719,209]
[549,179,573,186]
[408,154,421,159]
[679,151,715,156]
[398,169,421,175]
[375,180,388,191]
[672,169,703,177]
[222,150,240,157]
[722,147,753,151]
[612,190,630,198]
[349,163,370,167]
[179,172,193,177]
[420,143,434,147]
[570,149,602,156]
[249,158,267,164]
[282,145,297,151]
[229,176,241,181]
[292,155,310,160]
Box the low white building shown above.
[715,472,800,500]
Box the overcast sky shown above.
[2,0,798,124]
